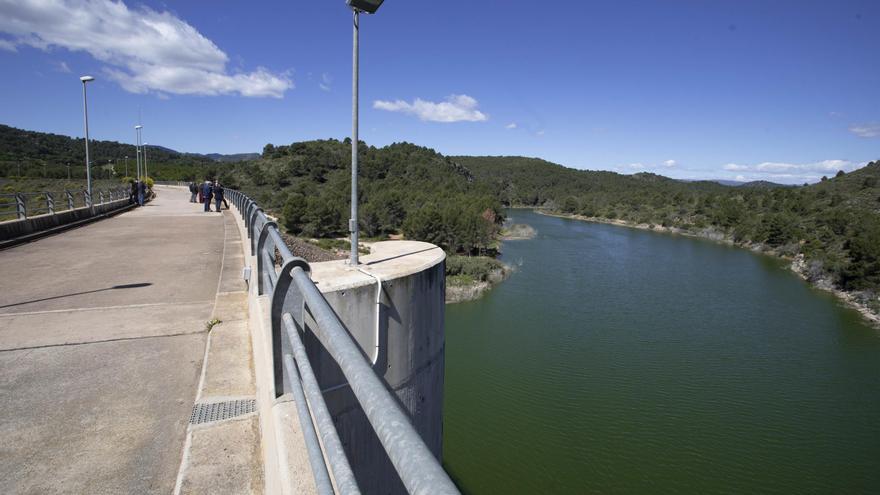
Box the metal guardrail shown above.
[225,188,459,495]
[0,187,130,221]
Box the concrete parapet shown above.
[0,198,134,246]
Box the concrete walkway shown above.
[0,187,235,494]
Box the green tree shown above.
[282,193,307,234]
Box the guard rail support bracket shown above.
[269,256,311,398]
[249,207,264,253]
[256,221,278,296]
[16,193,26,220]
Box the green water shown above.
[443,209,880,494]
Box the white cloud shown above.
[505,122,517,129]
[0,38,15,51]
[56,60,71,73]
[536,130,545,136]
[721,159,866,184]
[373,94,488,123]
[735,175,746,182]
[849,123,880,138]
[626,163,644,170]
[663,159,676,167]
[0,0,292,97]
[319,72,332,92]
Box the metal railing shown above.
[0,187,130,222]
[225,188,459,495]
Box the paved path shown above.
[0,187,231,494]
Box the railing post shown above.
[99,191,104,204]
[84,189,92,208]
[256,221,279,296]
[15,193,26,220]
[66,190,74,210]
[47,192,55,215]
[249,207,263,253]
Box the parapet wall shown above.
[0,199,134,245]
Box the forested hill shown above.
[0,124,242,178]
[456,155,880,306]
[453,155,779,207]
[234,140,501,254]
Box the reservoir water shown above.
[443,209,880,494]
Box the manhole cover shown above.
[190,399,256,425]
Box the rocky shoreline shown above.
[541,211,880,327]
[501,223,537,241]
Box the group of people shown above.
[129,179,147,206]
[189,180,226,212]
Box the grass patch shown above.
[205,318,222,332]
[446,255,504,282]
[447,274,476,287]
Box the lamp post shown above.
[124,155,128,177]
[135,125,143,179]
[80,75,95,204]
[143,142,149,181]
[346,0,383,266]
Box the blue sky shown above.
[0,0,877,183]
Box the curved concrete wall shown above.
[305,242,446,494]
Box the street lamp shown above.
[135,125,143,179]
[346,0,383,266]
[80,75,95,205]
[143,142,149,181]
[124,155,128,177]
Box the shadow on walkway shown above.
[0,282,152,310]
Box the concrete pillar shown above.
[304,241,446,494]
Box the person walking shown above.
[129,179,137,204]
[189,181,198,203]
[137,179,146,206]
[212,181,224,212]
[202,180,213,212]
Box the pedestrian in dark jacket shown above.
[189,181,198,202]
[202,180,213,212]
[212,182,225,212]
[129,180,137,204]
[137,180,146,206]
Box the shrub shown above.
[446,255,504,282]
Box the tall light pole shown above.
[124,155,128,177]
[346,0,383,266]
[80,75,95,204]
[143,142,149,181]
[135,125,143,179]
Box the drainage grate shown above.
[190,399,256,425]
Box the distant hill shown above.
[0,123,241,179]
[203,152,260,163]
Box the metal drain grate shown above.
[190,399,256,425]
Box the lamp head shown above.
[135,125,142,130]
[80,75,95,83]
[347,0,383,14]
